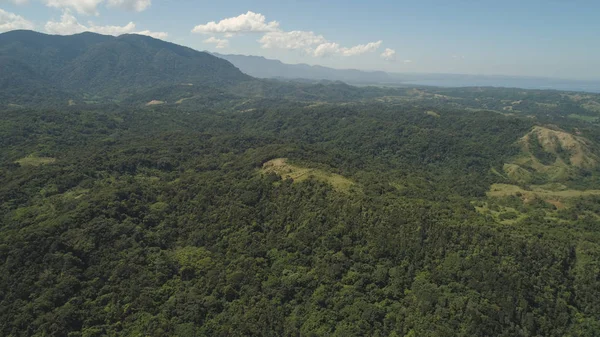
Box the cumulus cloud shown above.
[313,41,382,57]
[43,0,151,15]
[338,40,382,56]
[261,30,381,57]
[106,0,150,12]
[44,11,87,34]
[259,31,326,50]
[44,11,167,38]
[380,48,396,61]
[0,0,29,4]
[194,11,384,57]
[203,36,229,49]
[0,8,35,32]
[44,0,104,15]
[135,29,168,39]
[192,11,279,35]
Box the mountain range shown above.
[213,52,600,93]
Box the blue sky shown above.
[1,0,599,79]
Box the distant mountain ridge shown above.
[213,52,600,93]
[211,52,395,85]
[0,30,251,100]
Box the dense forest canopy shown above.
[2,31,600,337]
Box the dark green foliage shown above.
[1,31,600,337]
[0,30,251,100]
[1,95,600,336]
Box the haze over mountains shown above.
[2,29,599,103]
[213,52,600,93]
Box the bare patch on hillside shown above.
[146,100,165,106]
[15,156,56,167]
[503,163,532,183]
[521,126,597,169]
[502,126,599,183]
[261,158,354,192]
[583,101,600,113]
[487,183,600,200]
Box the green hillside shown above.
[1,32,600,337]
[0,30,251,99]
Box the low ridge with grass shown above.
[261,158,355,192]
[503,125,599,183]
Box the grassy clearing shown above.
[568,114,598,123]
[473,202,527,225]
[502,126,599,183]
[503,163,532,183]
[487,183,600,199]
[15,156,57,167]
[524,126,597,168]
[261,158,355,192]
[175,96,197,104]
[62,188,89,200]
[425,110,440,117]
[535,102,558,109]
[582,101,600,113]
[490,167,508,179]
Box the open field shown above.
[487,183,600,199]
[15,156,56,167]
[261,158,354,192]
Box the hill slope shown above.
[503,126,599,183]
[0,30,251,99]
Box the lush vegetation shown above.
[1,91,600,336]
[3,31,600,337]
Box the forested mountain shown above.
[0,30,251,100]
[2,31,600,336]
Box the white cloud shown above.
[195,11,384,57]
[261,31,381,57]
[43,0,151,15]
[0,0,29,4]
[314,41,382,57]
[45,11,87,34]
[106,0,150,12]
[0,8,35,32]
[44,11,167,38]
[90,21,135,35]
[380,48,396,61]
[203,36,229,49]
[403,59,413,64]
[135,29,168,39]
[312,42,340,57]
[337,40,382,56]
[44,0,103,15]
[259,31,326,50]
[192,11,279,35]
